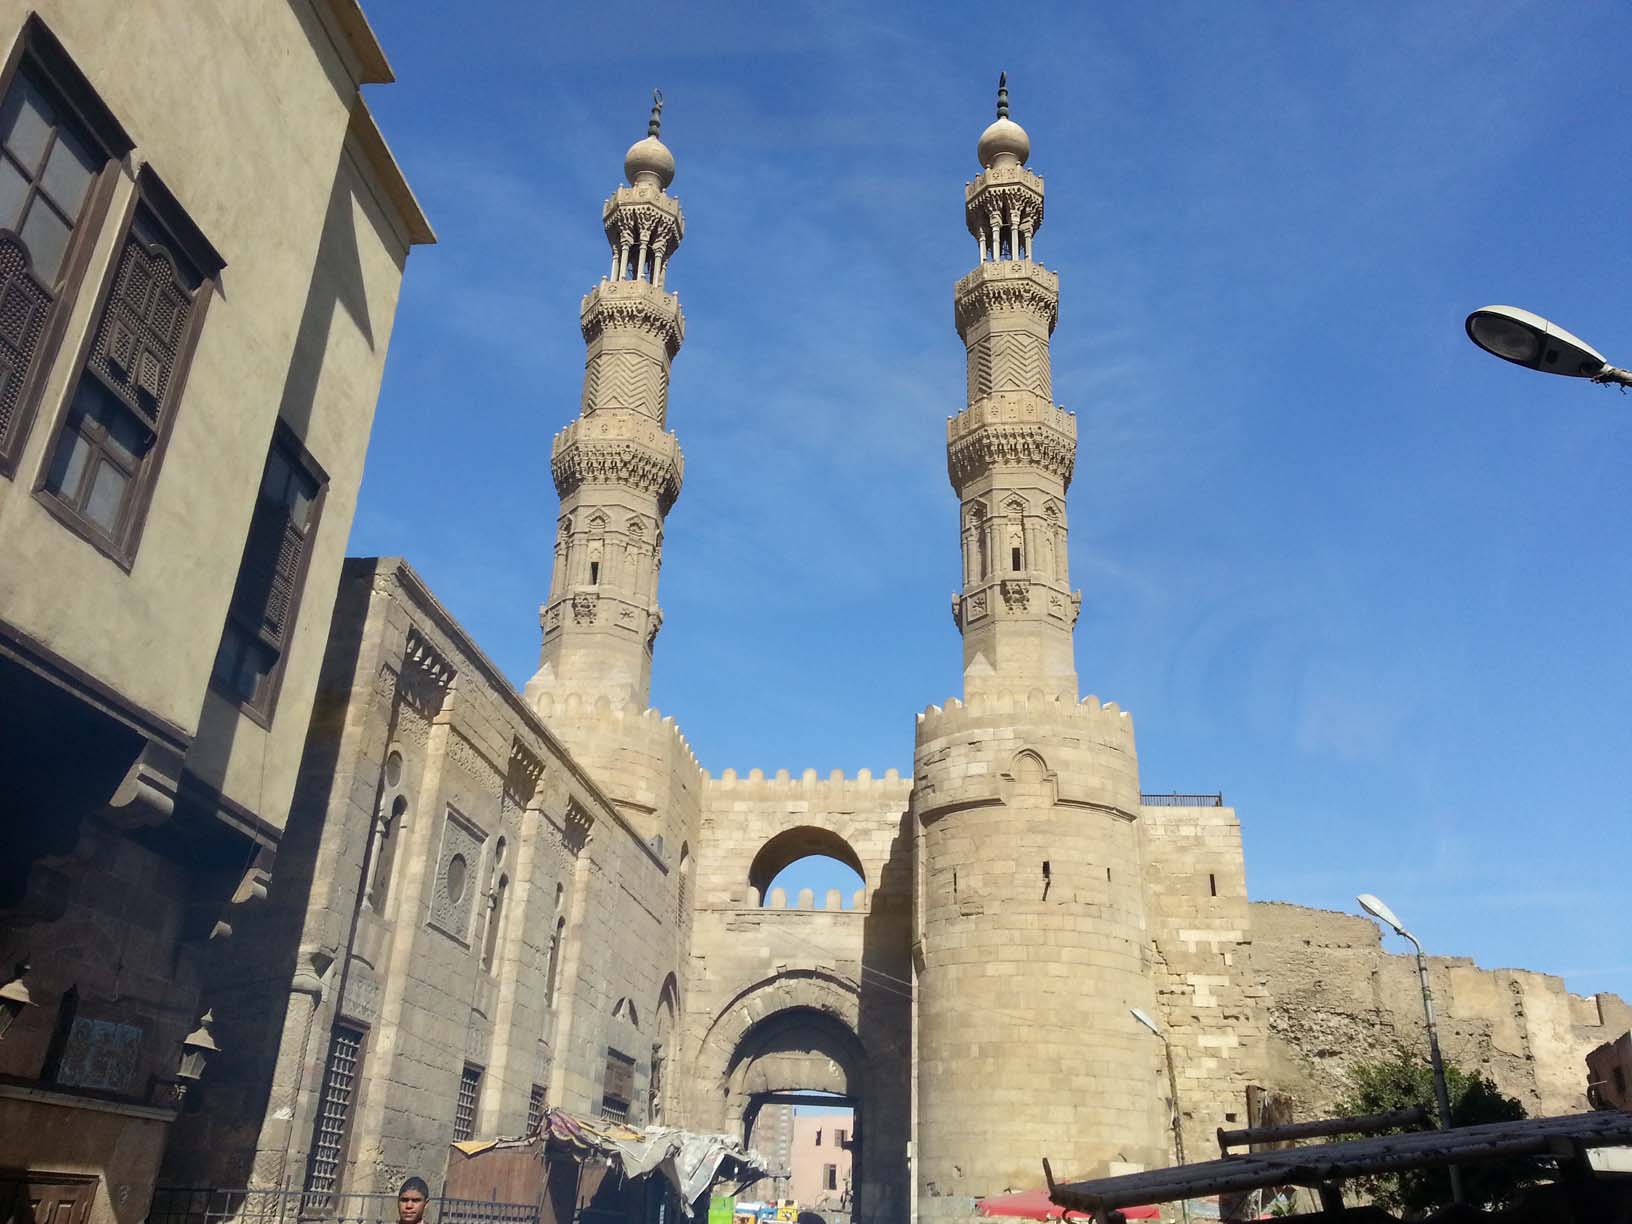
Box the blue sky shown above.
[353,3,1632,999]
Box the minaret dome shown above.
[977,71,1030,169]
[624,88,676,188]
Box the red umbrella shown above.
[976,1188,1160,1220]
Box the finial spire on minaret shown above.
[995,71,1009,119]
[648,88,664,138]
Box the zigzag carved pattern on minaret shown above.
[967,346,992,401]
[581,361,601,412]
[590,353,666,417]
[987,333,1051,398]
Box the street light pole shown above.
[1356,894,1465,1206]
[1131,1008,1189,1224]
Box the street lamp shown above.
[1465,305,1632,387]
[1355,894,1464,1206]
[1131,1007,1190,1224]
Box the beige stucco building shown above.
[0,4,430,1224]
[3,22,1627,1224]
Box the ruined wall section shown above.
[684,769,913,1224]
[1252,901,1632,1123]
[1140,801,1268,1163]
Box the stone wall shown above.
[684,768,913,1224]
[1141,802,1267,1162]
[1252,900,1632,1124]
[165,560,694,1194]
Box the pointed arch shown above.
[1012,749,1048,782]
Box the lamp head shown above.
[1466,306,1609,378]
[1356,893,1407,936]
[1130,1007,1162,1037]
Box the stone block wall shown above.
[684,768,913,1224]
[1139,801,1268,1162]
[165,559,695,1196]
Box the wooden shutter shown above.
[0,238,51,447]
[87,225,194,433]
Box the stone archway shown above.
[687,971,906,1224]
[747,826,867,906]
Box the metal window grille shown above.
[303,1026,363,1206]
[527,1084,546,1134]
[454,1064,482,1142]
[146,1187,541,1224]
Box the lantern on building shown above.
[0,962,34,1039]
[176,1009,220,1094]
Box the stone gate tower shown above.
[529,93,685,711]
[911,79,1169,1219]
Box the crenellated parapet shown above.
[706,765,911,802]
[915,689,1135,751]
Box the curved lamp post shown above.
[1355,894,1464,1205]
[1131,1007,1190,1224]
[1465,305,1632,387]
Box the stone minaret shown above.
[948,73,1080,702]
[912,80,1167,1221]
[529,93,685,711]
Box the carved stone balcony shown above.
[580,279,685,357]
[954,260,1059,335]
[551,410,684,512]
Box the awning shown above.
[452,1109,780,1212]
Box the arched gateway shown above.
[682,772,914,1224]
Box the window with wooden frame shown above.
[0,16,130,476]
[37,166,221,562]
[209,422,328,723]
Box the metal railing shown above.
[148,1189,538,1224]
[1139,792,1224,808]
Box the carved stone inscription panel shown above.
[430,805,485,944]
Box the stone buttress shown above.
[911,79,1167,1222]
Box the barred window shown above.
[38,168,220,561]
[0,16,131,474]
[527,1083,547,1135]
[600,1048,633,1123]
[210,422,327,720]
[454,1064,482,1143]
[303,1025,364,1207]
